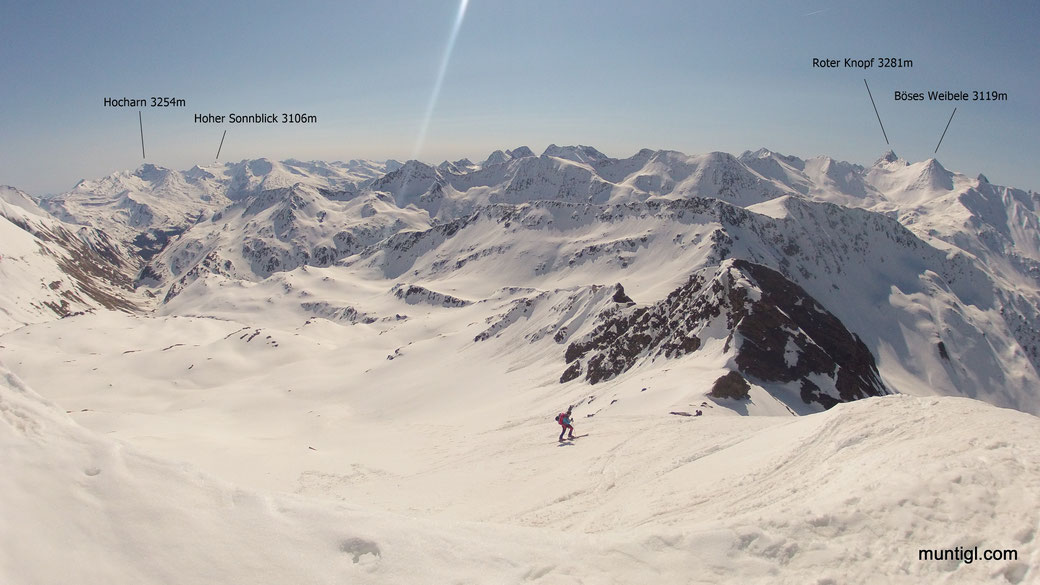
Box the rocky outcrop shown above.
[391,284,471,308]
[300,302,377,324]
[611,284,635,305]
[710,371,751,400]
[560,259,887,410]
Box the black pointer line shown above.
[864,79,889,145]
[935,108,957,154]
[139,111,146,158]
[216,130,227,160]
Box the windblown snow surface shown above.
[2,355,1037,584]
[3,147,1040,583]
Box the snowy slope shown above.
[0,186,139,333]
[0,362,688,584]
[2,353,1037,584]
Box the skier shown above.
[556,405,575,441]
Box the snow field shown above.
[3,296,1039,584]
[3,357,1037,584]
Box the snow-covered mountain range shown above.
[3,145,1039,583]
[9,144,1037,414]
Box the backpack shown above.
[555,412,569,424]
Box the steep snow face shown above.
[736,149,1040,295]
[0,187,140,333]
[739,148,812,195]
[588,150,790,206]
[852,158,1040,381]
[493,155,612,205]
[368,160,443,212]
[867,157,959,206]
[741,149,882,205]
[661,151,791,206]
[802,156,878,201]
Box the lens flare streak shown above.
[412,0,469,159]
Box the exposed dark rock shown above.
[561,272,715,384]
[729,260,884,403]
[392,284,471,308]
[163,250,237,302]
[300,302,377,324]
[553,327,569,344]
[799,379,839,410]
[560,362,582,383]
[710,371,751,400]
[135,264,163,287]
[560,259,887,411]
[132,227,186,261]
[612,284,635,305]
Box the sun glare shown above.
[412,0,470,160]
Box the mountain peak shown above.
[542,144,610,164]
[184,165,216,181]
[135,163,172,182]
[922,158,946,171]
[742,148,774,160]
[483,147,535,166]
[483,150,509,167]
[506,146,535,159]
[875,150,901,165]
[437,160,460,173]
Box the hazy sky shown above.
[2,0,1038,194]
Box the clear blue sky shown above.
[2,0,1038,194]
